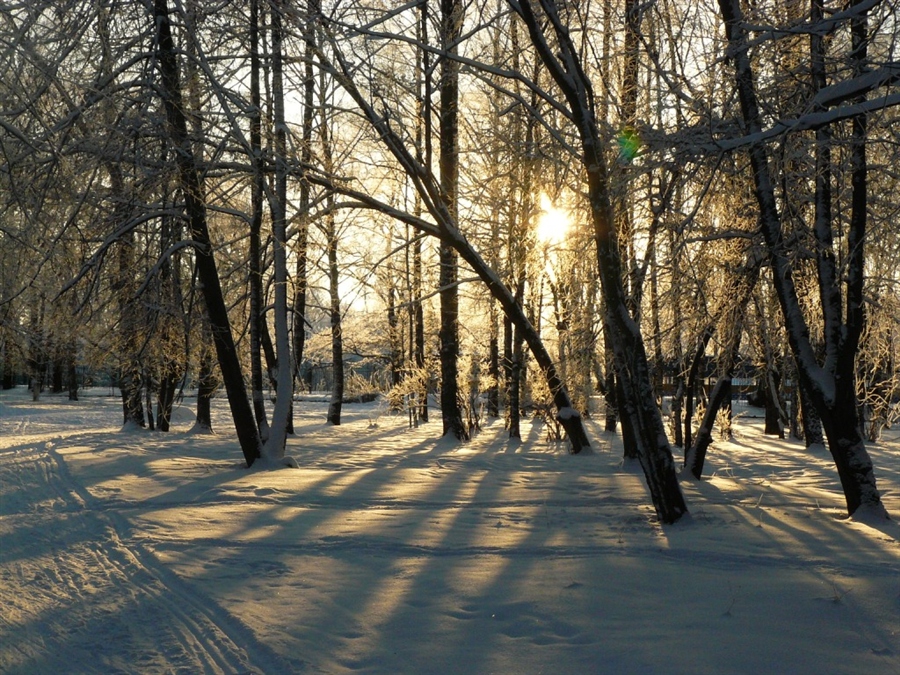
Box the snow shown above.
[555,406,579,421]
[1,388,898,674]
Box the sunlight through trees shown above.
[1,0,898,520]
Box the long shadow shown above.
[132,421,491,671]
[308,417,612,672]
[3,408,455,671]
[10,392,898,673]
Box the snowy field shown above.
[1,387,898,675]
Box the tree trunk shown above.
[260,0,295,460]
[1,336,14,389]
[684,377,731,479]
[387,280,402,393]
[414,0,431,424]
[293,0,315,406]
[763,367,785,439]
[326,209,343,425]
[155,212,182,433]
[603,339,618,432]
[504,313,518,436]
[27,296,46,403]
[617,0,642,318]
[512,0,687,522]
[153,0,260,465]
[671,378,684,448]
[194,331,216,433]
[439,241,464,438]
[50,353,63,394]
[509,320,524,439]
[800,384,824,447]
[685,287,750,478]
[670,226,685,449]
[684,325,714,460]
[248,0,270,441]
[487,300,500,417]
[66,333,78,401]
[438,0,466,439]
[105,159,145,428]
[617,375,638,460]
[145,371,155,431]
[157,368,178,432]
[414,236,428,422]
[717,0,886,518]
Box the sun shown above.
[536,193,571,245]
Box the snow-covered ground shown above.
[1,387,898,675]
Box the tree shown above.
[320,98,344,426]
[152,0,260,466]
[511,0,687,523]
[716,0,888,518]
[437,0,466,439]
[308,16,593,452]
[293,0,317,417]
[248,0,271,442]
[263,0,296,459]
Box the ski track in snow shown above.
[1,392,899,674]
[0,434,290,674]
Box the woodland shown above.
[1,0,899,526]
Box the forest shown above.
[1,0,899,527]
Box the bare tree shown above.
[152,0,260,466]
[437,0,466,439]
[263,0,295,459]
[308,16,593,452]
[510,0,687,523]
[716,0,888,518]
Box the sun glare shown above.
[536,193,571,245]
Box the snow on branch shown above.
[811,62,900,109]
[739,0,881,45]
[716,92,900,152]
[327,12,575,124]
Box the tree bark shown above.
[413,237,428,422]
[504,313,517,435]
[487,299,500,417]
[387,278,402,392]
[684,325,714,452]
[512,0,687,522]
[153,0,260,465]
[763,367,785,439]
[248,0,271,441]
[438,0,466,439]
[602,339,618,432]
[717,0,886,518]
[414,0,430,424]
[325,208,343,425]
[263,0,295,459]
[194,327,216,433]
[800,383,824,446]
[293,0,316,406]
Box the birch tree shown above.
[510,0,687,523]
[151,0,260,466]
[716,0,890,518]
[308,9,593,453]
